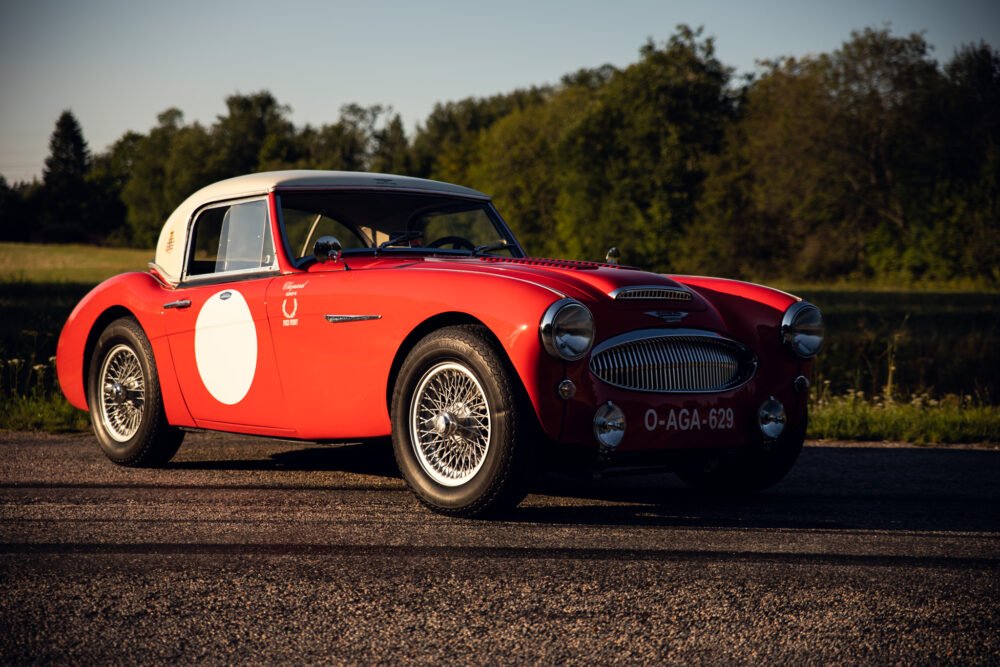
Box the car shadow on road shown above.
[169,440,999,533]
[518,445,1000,533]
[167,438,403,478]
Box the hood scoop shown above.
[610,285,693,302]
[478,256,634,271]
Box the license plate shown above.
[642,407,735,432]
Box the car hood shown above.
[409,256,690,301]
[306,254,730,339]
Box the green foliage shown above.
[37,111,95,242]
[795,288,999,402]
[810,392,999,444]
[410,87,551,183]
[1,27,997,286]
[685,29,999,285]
[467,85,593,256]
[371,114,411,175]
[0,358,89,432]
[43,111,90,190]
[553,28,735,269]
[120,109,189,247]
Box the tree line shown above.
[1,26,997,285]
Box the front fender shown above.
[668,276,800,357]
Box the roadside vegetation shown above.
[0,242,151,284]
[810,391,998,444]
[1,246,996,442]
[3,27,998,290]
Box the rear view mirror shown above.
[314,236,343,264]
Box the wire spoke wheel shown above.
[98,344,146,442]
[88,317,184,466]
[410,361,491,487]
[392,325,528,516]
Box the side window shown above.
[187,200,275,278]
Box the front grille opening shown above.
[589,334,754,393]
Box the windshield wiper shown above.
[473,240,511,256]
[376,230,423,255]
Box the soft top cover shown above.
[153,170,489,285]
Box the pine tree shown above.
[39,110,92,241]
[43,111,91,189]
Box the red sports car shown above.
[57,171,823,516]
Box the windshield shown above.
[277,191,523,265]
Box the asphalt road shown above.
[1,431,997,664]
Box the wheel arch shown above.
[77,305,193,427]
[83,306,139,397]
[384,312,539,431]
[386,312,490,411]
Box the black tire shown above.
[391,325,530,517]
[87,317,184,466]
[675,413,806,494]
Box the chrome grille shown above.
[612,286,692,301]
[589,331,754,393]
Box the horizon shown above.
[2,0,998,183]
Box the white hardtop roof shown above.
[153,170,489,285]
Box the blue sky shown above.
[1,0,998,182]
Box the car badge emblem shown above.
[645,310,688,323]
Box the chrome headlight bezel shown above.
[781,301,824,359]
[540,298,595,362]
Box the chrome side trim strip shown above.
[325,314,382,323]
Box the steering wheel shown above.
[426,236,475,251]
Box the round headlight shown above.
[540,299,594,361]
[781,302,824,358]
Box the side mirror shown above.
[314,236,343,264]
[605,247,620,265]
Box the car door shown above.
[161,197,293,434]
[265,268,394,441]
[264,206,393,441]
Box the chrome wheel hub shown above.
[99,344,145,442]
[108,380,127,404]
[410,362,491,487]
[431,412,459,436]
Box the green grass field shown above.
[1,242,997,441]
[0,242,153,284]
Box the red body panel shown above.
[160,277,293,433]
[56,272,194,427]
[265,260,565,439]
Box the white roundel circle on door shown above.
[194,289,257,405]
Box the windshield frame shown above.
[274,187,526,267]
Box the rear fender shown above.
[56,272,194,426]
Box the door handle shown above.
[163,299,192,310]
